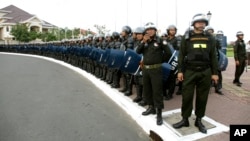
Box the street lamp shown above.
[207,11,212,25]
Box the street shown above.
[0,54,149,141]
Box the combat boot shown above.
[195,118,207,134]
[215,89,223,95]
[164,92,173,100]
[173,118,189,129]
[138,100,148,106]
[124,78,133,96]
[156,108,163,125]
[176,89,182,95]
[111,74,120,88]
[142,105,156,116]
[133,85,142,103]
[119,76,127,92]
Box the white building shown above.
[0,5,56,44]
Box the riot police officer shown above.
[136,22,171,125]
[163,24,180,100]
[119,26,134,96]
[173,13,219,133]
[206,26,224,95]
[233,31,247,86]
[101,33,113,81]
[110,31,122,88]
[132,27,145,103]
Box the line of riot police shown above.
[0,23,229,127]
[0,25,228,101]
[0,26,181,101]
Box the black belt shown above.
[186,66,209,71]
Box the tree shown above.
[11,23,31,42]
[94,24,110,35]
[29,30,38,41]
[40,32,57,42]
[72,28,80,39]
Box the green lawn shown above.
[226,48,234,57]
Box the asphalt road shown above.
[0,54,149,141]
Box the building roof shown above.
[0,5,56,27]
[0,5,34,23]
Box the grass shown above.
[226,48,234,57]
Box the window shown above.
[6,26,9,32]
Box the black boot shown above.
[142,105,156,116]
[215,88,223,95]
[173,118,189,129]
[124,77,133,96]
[138,100,147,106]
[111,74,120,88]
[156,108,163,125]
[119,76,127,92]
[164,92,173,100]
[176,90,182,95]
[133,85,142,103]
[195,118,207,134]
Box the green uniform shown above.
[136,36,171,109]
[234,39,247,83]
[178,31,218,118]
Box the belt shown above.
[186,66,209,71]
[143,63,162,69]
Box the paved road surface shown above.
[0,54,149,141]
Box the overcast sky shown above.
[1,0,250,42]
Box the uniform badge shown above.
[163,40,167,45]
[154,43,159,47]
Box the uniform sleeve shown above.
[162,42,172,61]
[127,37,134,50]
[136,42,144,54]
[216,38,222,50]
[234,41,239,61]
[172,38,179,50]
[177,36,186,73]
[210,37,218,75]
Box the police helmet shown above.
[105,33,112,38]
[98,34,104,38]
[236,31,244,36]
[167,25,177,31]
[87,34,93,38]
[144,22,157,31]
[205,26,214,32]
[216,30,224,35]
[122,26,132,34]
[134,27,145,34]
[112,31,120,39]
[191,13,208,26]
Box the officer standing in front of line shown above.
[172,13,219,133]
[136,22,171,125]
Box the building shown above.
[0,5,56,44]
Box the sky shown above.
[1,0,250,42]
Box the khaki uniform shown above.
[136,36,171,109]
[234,39,247,83]
[178,31,218,118]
